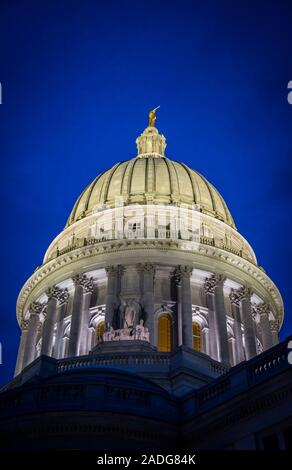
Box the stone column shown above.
[87,326,96,352]
[68,274,93,357]
[174,265,193,348]
[14,318,29,376]
[41,286,64,356]
[229,289,245,364]
[270,320,279,346]
[205,274,229,364]
[105,266,120,326]
[237,286,257,359]
[139,263,155,345]
[175,275,183,347]
[54,289,69,359]
[201,326,209,355]
[254,302,273,351]
[22,301,43,368]
[229,337,236,366]
[204,284,218,361]
[79,280,94,355]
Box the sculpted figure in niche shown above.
[124,301,136,328]
[119,299,141,329]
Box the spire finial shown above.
[148,106,160,127]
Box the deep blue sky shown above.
[0,0,291,386]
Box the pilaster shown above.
[41,286,64,356]
[204,274,229,364]
[14,318,29,376]
[138,263,155,346]
[174,265,193,348]
[22,301,43,368]
[68,274,94,357]
[237,286,257,359]
[254,302,273,351]
[54,289,69,359]
[229,288,245,363]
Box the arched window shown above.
[192,322,201,352]
[96,321,105,344]
[158,314,172,352]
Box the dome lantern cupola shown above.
[136,126,166,157]
[136,106,166,158]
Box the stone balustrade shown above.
[47,230,255,266]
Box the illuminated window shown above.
[158,314,172,352]
[192,322,201,352]
[96,321,105,343]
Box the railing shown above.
[247,339,289,383]
[57,352,171,373]
[192,336,292,408]
[47,232,254,265]
[209,361,228,375]
[197,379,231,405]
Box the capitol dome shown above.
[66,127,235,228]
[14,113,283,384]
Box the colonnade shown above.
[15,264,279,376]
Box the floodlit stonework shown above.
[0,119,291,451]
[14,123,283,376]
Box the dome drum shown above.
[15,251,282,379]
[45,205,255,264]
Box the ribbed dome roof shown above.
[66,126,235,228]
[66,157,235,228]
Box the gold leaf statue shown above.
[149,106,160,127]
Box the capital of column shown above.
[105,265,123,276]
[270,319,279,333]
[59,288,69,305]
[236,286,252,301]
[73,273,94,293]
[254,302,270,316]
[229,288,241,305]
[137,262,155,275]
[204,273,226,294]
[21,318,30,330]
[46,285,64,301]
[30,301,44,315]
[173,265,193,283]
[251,307,257,321]
[41,304,48,319]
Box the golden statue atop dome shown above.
[148,106,160,127]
